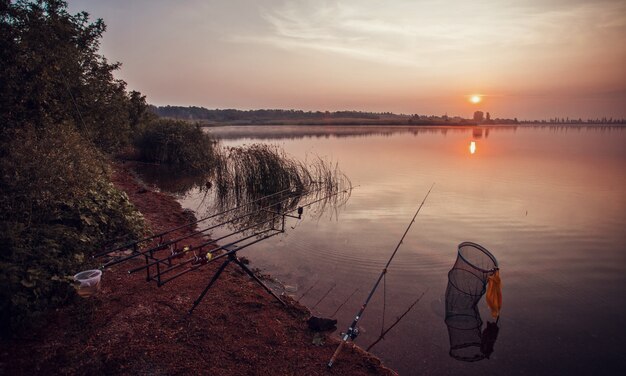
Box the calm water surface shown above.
[143,125,626,375]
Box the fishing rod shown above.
[126,213,282,275]
[99,187,324,268]
[146,186,355,286]
[159,228,282,286]
[93,187,293,259]
[327,183,434,368]
[160,187,352,271]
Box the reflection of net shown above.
[445,242,498,362]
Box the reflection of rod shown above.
[311,283,337,310]
[330,288,359,318]
[365,290,426,351]
[93,188,292,258]
[328,183,434,368]
[298,278,321,301]
[158,229,282,285]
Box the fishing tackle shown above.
[328,183,434,368]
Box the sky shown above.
[69,0,626,120]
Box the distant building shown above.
[473,111,484,122]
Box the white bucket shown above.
[73,269,102,297]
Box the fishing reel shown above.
[344,326,359,340]
[191,250,213,265]
[170,245,190,259]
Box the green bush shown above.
[135,119,223,173]
[0,125,147,336]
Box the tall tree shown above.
[0,0,143,150]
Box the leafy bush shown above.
[135,119,223,173]
[0,125,147,336]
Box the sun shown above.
[470,95,482,104]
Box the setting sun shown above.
[470,95,482,104]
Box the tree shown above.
[0,0,149,336]
[0,0,148,150]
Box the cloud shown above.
[227,0,626,72]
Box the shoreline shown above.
[1,161,395,375]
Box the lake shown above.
[137,124,626,375]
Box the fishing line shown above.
[331,288,360,318]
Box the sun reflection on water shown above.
[470,140,476,154]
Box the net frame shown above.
[444,242,499,362]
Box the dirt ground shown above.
[1,163,396,375]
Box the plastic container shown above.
[73,269,102,297]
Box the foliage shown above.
[0,1,151,336]
[135,119,223,173]
[0,0,154,151]
[0,125,147,336]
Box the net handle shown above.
[457,242,499,274]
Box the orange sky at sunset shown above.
[70,0,626,120]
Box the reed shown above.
[202,144,352,232]
[214,144,350,206]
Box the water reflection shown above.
[470,141,477,155]
[205,124,521,140]
[205,124,626,142]
[147,124,626,375]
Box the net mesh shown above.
[445,242,498,362]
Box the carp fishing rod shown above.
[99,186,328,268]
[93,187,293,259]
[134,186,355,286]
[328,183,434,368]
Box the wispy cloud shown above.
[228,0,626,70]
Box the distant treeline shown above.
[152,106,626,126]
[152,106,395,122]
[150,106,485,125]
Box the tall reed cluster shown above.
[213,144,351,207]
